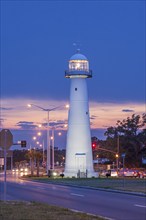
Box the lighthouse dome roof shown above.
[69,52,88,61]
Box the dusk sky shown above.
[1,0,145,149]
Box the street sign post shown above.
[121,153,126,188]
[0,129,13,201]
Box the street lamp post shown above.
[50,127,62,170]
[37,126,45,163]
[42,140,45,163]
[27,103,64,175]
[121,153,126,188]
[47,110,50,172]
[51,129,54,170]
[116,154,119,172]
[117,135,120,171]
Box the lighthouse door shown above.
[75,153,86,178]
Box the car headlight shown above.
[53,172,57,176]
[20,172,23,176]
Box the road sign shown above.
[21,140,27,147]
[121,153,126,158]
[0,129,13,150]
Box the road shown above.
[0,173,146,220]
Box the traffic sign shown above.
[21,140,27,148]
[0,129,13,150]
[121,153,126,158]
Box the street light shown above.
[50,127,62,170]
[117,134,120,172]
[116,154,119,172]
[33,133,45,163]
[27,103,67,175]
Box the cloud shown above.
[90,115,98,120]
[1,98,145,130]
[49,120,68,129]
[122,109,135,112]
[0,118,5,122]
[16,121,38,129]
[0,107,13,110]
[21,120,68,130]
[0,118,6,127]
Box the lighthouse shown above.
[64,50,96,178]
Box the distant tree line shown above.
[92,113,146,168]
[12,149,66,168]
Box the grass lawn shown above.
[26,176,146,193]
[0,201,104,220]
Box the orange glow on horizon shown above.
[1,98,145,130]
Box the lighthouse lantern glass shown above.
[69,60,89,72]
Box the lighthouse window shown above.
[69,60,89,71]
[75,88,77,91]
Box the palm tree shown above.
[15,161,20,169]
[35,150,43,177]
[25,149,43,177]
[25,149,36,176]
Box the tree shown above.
[35,150,43,177]
[104,114,146,167]
[15,161,20,169]
[25,149,36,176]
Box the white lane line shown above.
[70,193,84,197]
[36,187,46,190]
[134,204,146,208]
[17,182,26,185]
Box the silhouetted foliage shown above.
[103,114,146,167]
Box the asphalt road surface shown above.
[0,173,146,220]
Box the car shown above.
[103,169,118,177]
[133,170,140,178]
[12,168,19,174]
[142,171,146,178]
[108,169,118,177]
[100,170,107,177]
[122,169,141,178]
[123,170,135,177]
[19,167,29,176]
[139,170,146,178]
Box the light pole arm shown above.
[29,104,46,111]
[29,103,63,112]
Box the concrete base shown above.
[64,170,98,178]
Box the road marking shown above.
[36,187,46,190]
[134,204,146,208]
[70,193,84,197]
[18,182,26,185]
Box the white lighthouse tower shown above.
[64,50,96,178]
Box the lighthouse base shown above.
[64,169,98,178]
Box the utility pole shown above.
[117,135,120,171]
